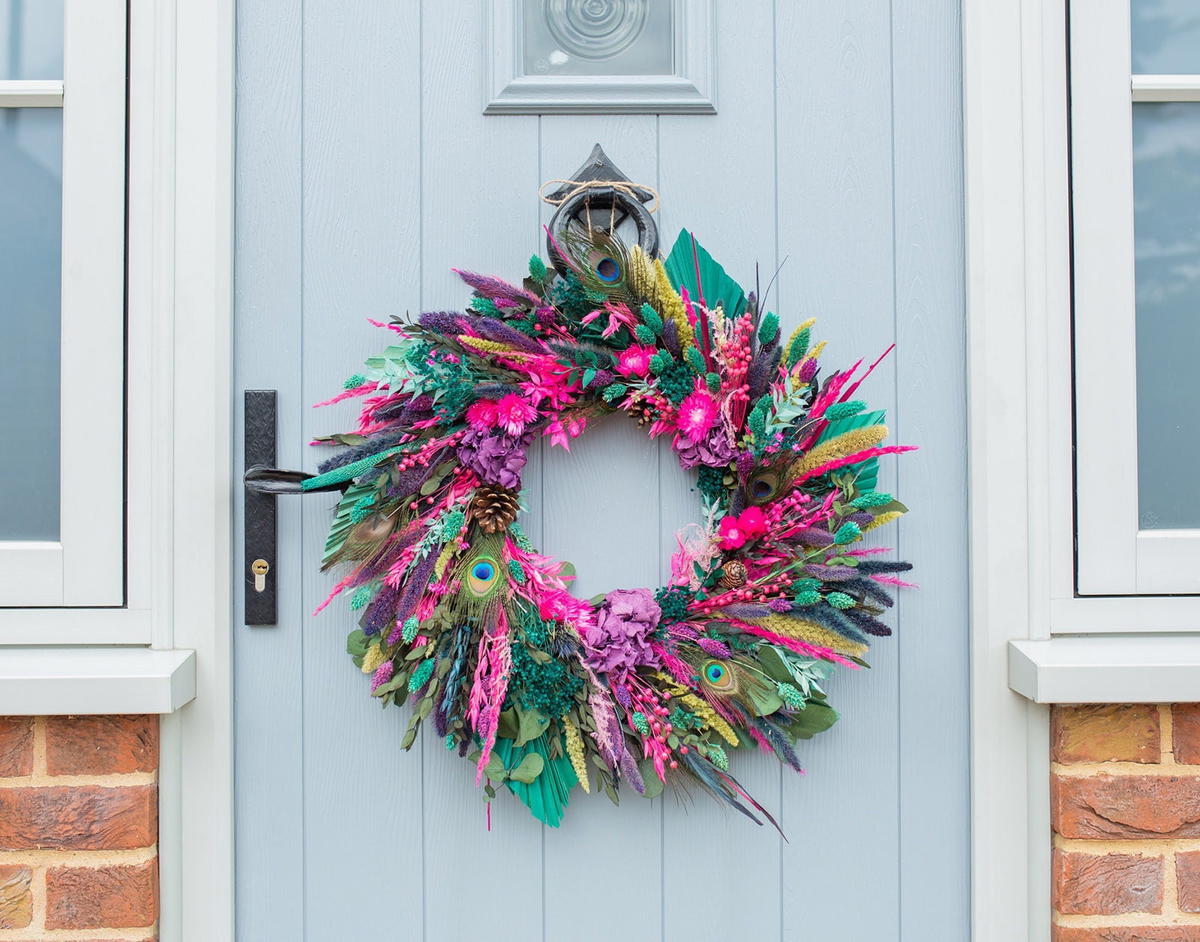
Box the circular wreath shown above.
[306,214,913,828]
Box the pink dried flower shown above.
[466,399,500,430]
[718,515,747,550]
[495,394,538,434]
[544,413,586,451]
[738,506,767,538]
[677,386,719,443]
[616,344,656,378]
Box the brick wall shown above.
[1052,704,1200,940]
[0,716,158,942]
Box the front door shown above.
[232,3,969,940]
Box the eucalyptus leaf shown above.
[496,709,519,740]
[638,759,664,798]
[346,630,369,658]
[485,753,509,784]
[787,701,839,740]
[509,752,544,784]
[514,707,550,747]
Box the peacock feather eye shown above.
[594,256,621,283]
[701,659,737,694]
[465,554,500,598]
[747,469,782,505]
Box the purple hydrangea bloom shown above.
[583,588,662,676]
[675,426,737,470]
[457,427,532,489]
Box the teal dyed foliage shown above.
[757,311,779,344]
[439,508,466,540]
[825,400,866,421]
[696,465,727,506]
[349,495,376,524]
[349,583,376,611]
[551,272,604,322]
[777,682,807,709]
[655,585,692,625]
[834,522,862,544]
[343,373,366,390]
[408,658,435,691]
[657,362,695,405]
[639,302,662,333]
[469,295,499,316]
[826,592,856,610]
[510,642,582,720]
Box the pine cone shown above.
[470,484,521,533]
[628,399,658,428]
[718,559,747,590]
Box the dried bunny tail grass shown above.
[679,692,741,747]
[746,614,870,659]
[627,244,659,302]
[862,510,905,533]
[652,257,695,349]
[564,715,590,793]
[789,425,889,479]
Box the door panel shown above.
[234,3,969,940]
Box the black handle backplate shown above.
[244,390,277,625]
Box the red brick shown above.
[0,785,156,850]
[45,859,157,929]
[0,866,32,929]
[1052,849,1162,914]
[1052,705,1161,764]
[0,717,34,778]
[1172,705,1200,764]
[1176,850,1200,912]
[46,715,158,776]
[1053,928,1200,942]
[1052,774,1200,839]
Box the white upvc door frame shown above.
[964,0,1066,937]
[124,0,236,937]
[136,0,1062,937]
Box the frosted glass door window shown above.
[523,0,673,76]
[0,109,62,541]
[0,0,64,79]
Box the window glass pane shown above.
[1131,0,1200,74]
[1134,102,1200,529]
[0,0,64,80]
[523,0,673,77]
[0,108,61,540]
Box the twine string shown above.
[538,178,660,217]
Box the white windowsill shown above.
[0,647,196,715]
[1009,636,1200,703]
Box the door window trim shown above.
[0,0,127,607]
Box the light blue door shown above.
[233,3,969,940]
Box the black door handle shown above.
[243,390,279,625]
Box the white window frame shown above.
[969,0,1200,932]
[483,0,716,114]
[1072,0,1200,595]
[0,0,126,607]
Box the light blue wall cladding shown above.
[233,3,968,940]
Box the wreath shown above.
[301,167,913,829]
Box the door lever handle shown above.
[243,391,352,625]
